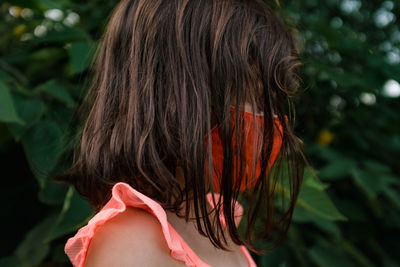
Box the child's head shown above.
[56,0,307,253]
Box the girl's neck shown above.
[173,166,217,223]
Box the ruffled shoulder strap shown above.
[64,182,192,267]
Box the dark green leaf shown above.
[67,41,97,75]
[15,213,58,266]
[45,187,93,242]
[0,82,24,125]
[309,243,356,267]
[21,120,64,187]
[0,70,14,82]
[293,185,348,221]
[7,95,44,140]
[34,0,67,9]
[318,157,357,180]
[37,79,75,107]
[38,179,69,205]
[0,255,22,267]
[278,161,347,221]
[37,27,90,44]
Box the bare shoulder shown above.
[85,206,187,267]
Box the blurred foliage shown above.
[0,0,399,266]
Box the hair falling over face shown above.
[52,0,310,255]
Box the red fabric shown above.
[205,106,284,192]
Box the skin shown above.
[85,206,188,267]
[84,102,259,267]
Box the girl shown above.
[56,0,308,266]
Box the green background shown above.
[0,0,399,266]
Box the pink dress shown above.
[64,182,258,267]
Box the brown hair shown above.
[53,0,308,254]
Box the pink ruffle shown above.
[64,182,254,267]
[64,182,191,267]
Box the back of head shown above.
[55,0,306,253]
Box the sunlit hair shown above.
[53,0,309,254]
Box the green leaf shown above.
[50,243,69,263]
[37,79,75,108]
[293,185,348,221]
[34,0,68,9]
[21,120,64,188]
[7,95,44,141]
[259,243,290,267]
[37,27,90,44]
[292,204,342,237]
[307,144,341,162]
[390,135,400,151]
[50,103,75,127]
[333,198,368,222]
[276,161,348,221]
[0,256,21,267]
[350,168,381,198]
[0,82,24,125]
[44,187,93,242]
[363,159,392,175]
[318,157,358,180]
[0,70,14,82]
[383,187,400,210]
[309,243,356,267]
[0,123,12,145]
[340,239,376,267]
[15,213,58,266]
[303,166,330,191]
[38,179,69,205]
[67,41,97,75]
[351,167,399,200]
